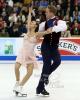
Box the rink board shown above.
[0,38,80,61]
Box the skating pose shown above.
[36,5,67,96]
[13,7,37,96]
[13,7,50,97]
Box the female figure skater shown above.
[13,7,49,96]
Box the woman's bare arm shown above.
[27,7,32,32]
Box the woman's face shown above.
[30,21,37,28]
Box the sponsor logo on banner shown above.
[34,38,80,60]
[59,39,80,55]
[0,39,15,56]
[34,43,42,60]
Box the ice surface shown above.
[0,61,80,100]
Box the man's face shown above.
[45,8,54,19]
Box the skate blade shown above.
[36,93,50,97]
[13,91,27,97]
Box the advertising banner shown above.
[0,38,80,61]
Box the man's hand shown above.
[47,28,53,34]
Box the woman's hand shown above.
[29,7,32,13]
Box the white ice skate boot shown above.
[13,81,19,92]
[13,85,27,97]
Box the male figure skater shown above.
[36,5,67,96]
